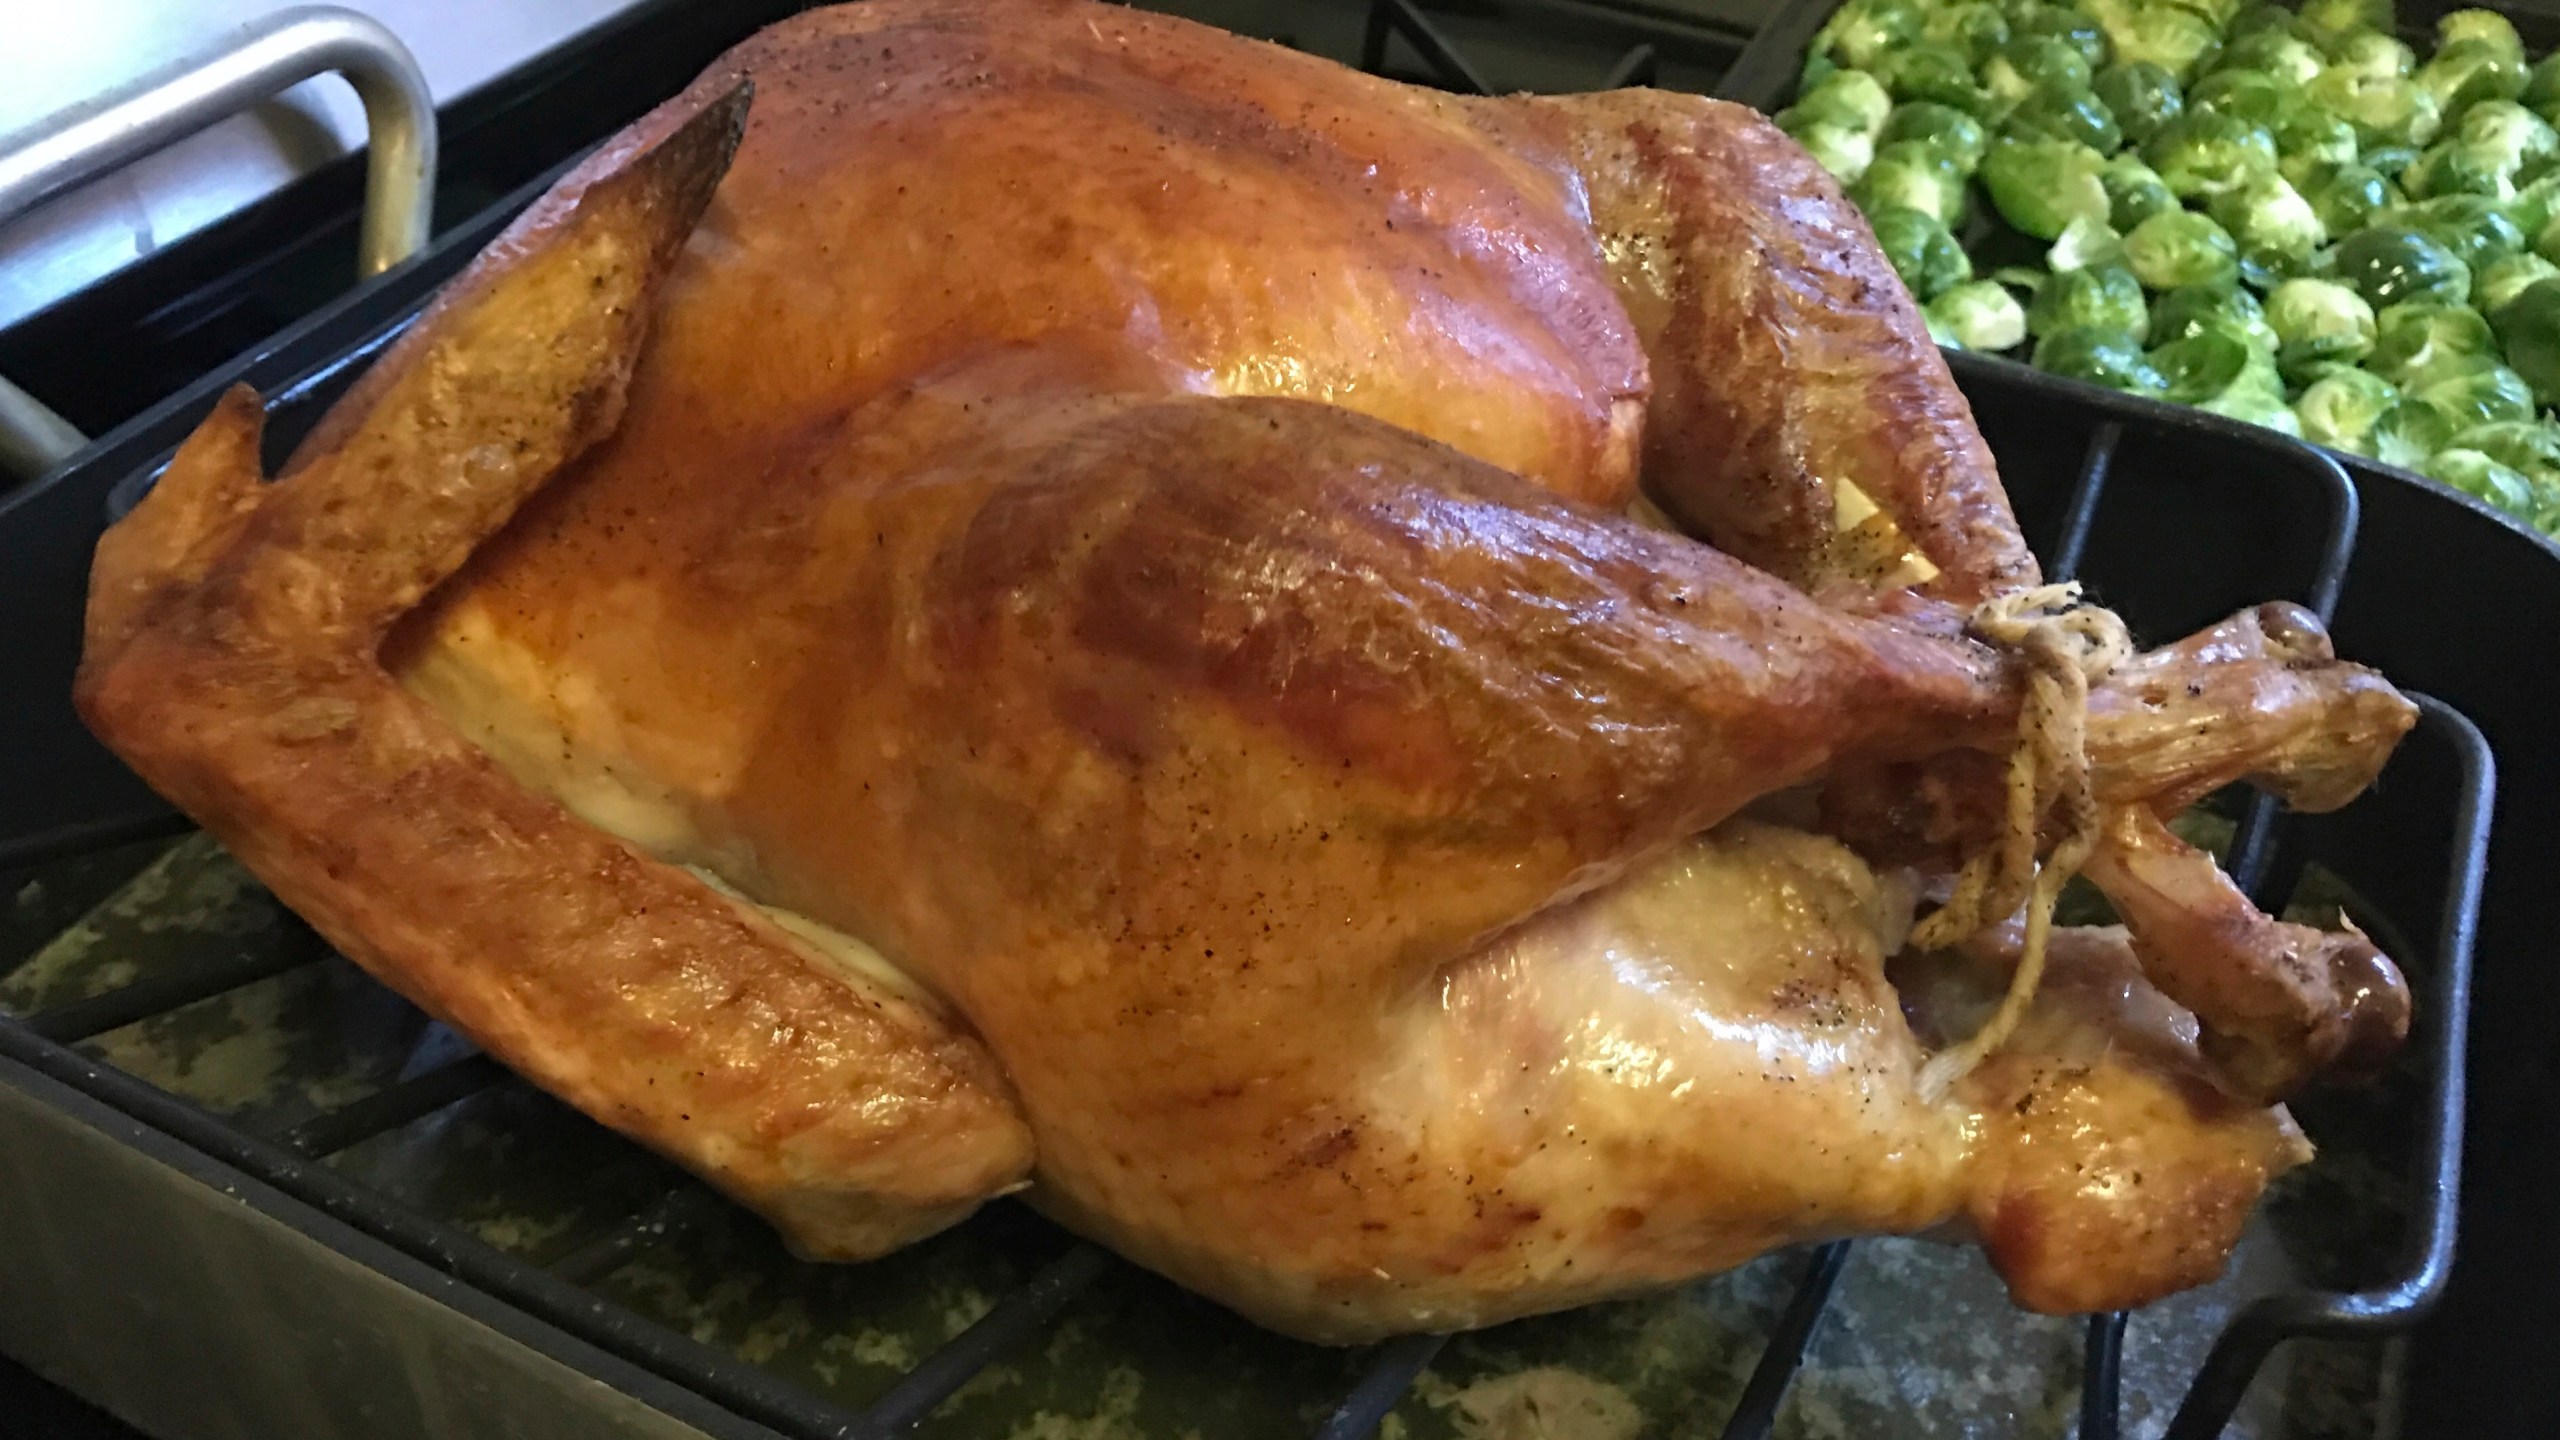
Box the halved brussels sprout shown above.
[2298,160,2396,235]
[2014,79,2126,153]
[2049,213,2130,272]
[2369,397,2463,468]
[2447,417,2560,479]
[2034,323,2171,392]
[2327,31,2416,82]
[2456,100,2560,180]
[1786,120,1878,185]
[2188,68,2290,128]
[2506,171,2560,239]
[1880,102,1992,173]
[2526,53,2560,124]
[1985,35,2095,105]
[2421,447,2538,511]
[2297,0,2389,54]
[2308,69,2445,150]
[2265,277,2377,381]
[2335,225,2475,308]
[2225,3,2300,42]
[1815,0,1926,70]
[2150,328,2255,402]
[2151,280,2278,350]
[2437,11,2526,69]
[2401,195,2530,280]
[2015,7,2113,70]
[1853,141,1971,226]
[2294,367,2401,453]
[2414,362,2537,426]
[2145,109,2279,197]
[2480,252,2560,317]
[1792,68,1897,137]
[1867,204,1975,301]
[2402,139,2519,202]
[2102,152,2181,229]
[2095,60,2185,145]
[2125,208,2243,288]
[2213,30,2325,87]
[2419,39,2528,127]
[2275,109,2363,186]
[2089,0,2222,82]
[2489,275,2560,402]
[2369,299,2498,386]
[1926,279,2033,350]
[1877,44,2002,117]
[1981,132,2115,238]
[2031,263,2151,337]
[1923,1,2015,65]
[2207,170,2329,273]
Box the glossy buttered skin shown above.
[81,0,2417,1342]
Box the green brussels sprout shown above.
[2525,52,2560,123]
[2308,70,2445,149]
[2102,152,2181,229]
[2213,30,2326,87]
[1923,2,2015,65]
[2155,0,2242,33]
[2437,11,2527,69]
[2125,208,2243,288]
[2479,252,2560,316]
[2402,140,2519,202]
[1814,0,1925,70]
[1881,103,1992,173]
[2049,213,2130,271]
[2012,79,2126,152]
[1926,279,2033,350]
[2505,171,2560,238]
[2369,300,2499,386]
[2207,170,2329,273]
[2189,69,2291,129]
[2031,263,2151,336]
[2299,160,2396,234]
[2090,0,2221,82]
[2297,0,2389,54]
[2145,110,2278,197]
[1868,205,1975,300]
[2415,362,2537,426]
[2275,110,2363,186]
[1986,36,2097,105]
[2034,324,2171,392]
[1853,142,1971,226]
[2095,61,2185,146]
[2151,280,2279,350]
[2422,447,2539,510]
[1792,68,1896,137]
[2488,275,2560,401]
[2327,31,2416,82]
[2225,4,2300,42]
[2294,367,2401,453]
[1792,124,1877,184]
[2446,417,2560,479]
[1980,133,2115,238]
[2201,381,2308,434]
[2538,211,2560,265]
[2419,39,2528,127]
[2149,328,2257,402]
[2265,277,2377,380]
[2335,225,2475,308]
[2015,7,2113,69]
[2457,100,2560,183]
[2363,143,2423,178]
[2370,397,2463,467]
[1876,44,2001,117]
[2402,195,2528,278]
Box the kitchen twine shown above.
[1914,582,2132,1101]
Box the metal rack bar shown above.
[1602,43,1661,89]
[1719,1241,1851,1440]
[2081,1310,2129,1440]
[2048,421,2121,583]
[276,1052,507,1157]
[850,1243,1113,1437]
[1361,0,1493,95]
[1314,1332,1449,1440]
[21,931,330,1043]
[542,1185,733,1287]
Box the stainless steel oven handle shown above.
[0,5,439,481]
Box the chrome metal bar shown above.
[0,6,437,479]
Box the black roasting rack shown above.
[3,3,2556,1438]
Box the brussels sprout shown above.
[2149,329,2257,402]
[1868,205,1975,301]
[2091,0,2221,82]
[1815,0,1925,70]
[2102,152,2181,229]
[2335,225,2475,308]
[2155,0,2242,34]
[2213,30,2325,87]
[1881,103,1992,173]
[2297,0,2389,54]
[2419,39,2528,127]
[2225,3,2299,42]
[2488,275,2560,402]
[2151,280,2279,350]
[2459,103,2560,194]
[2034,324,2170,392]
[2526,53,2560,123]
[1980,133,2115,238]
[2299,160,2396,234]
[2265,277,2377,380]
[2145,110,2278,197]
[2479,252,2560,316]
[2275,110,2363,186]
[2031,263,2151,336]
[2371,397,2462,466]
[2048,213,2130,272]
[2446,417,2560,479]
[2328,31,2416,82]
[2308,70,2445,150]
[2207,171,2329,273]
[2015,7,2113,69]
[1926,279,2033,350]
[2369,300,2499,386]
[1876,45,2001,117]
[2415,362,2537,426]
[2189,69,2290,129]
[2294,367,2401,453]
[2506,171,2560,239]
[2200,381,2308,433]
[1792,68,1896,137]
[2013,79,2126,152]
[2402,195,2528,278]
[2402,139,2519,202]
[2422,448,2539,510]
[1986,36,2096,106]
[1792,124,1877,184]
[2437,11,2527,69]
[1923,1,2015,65]
[1853,142,1971,226]
[2095,61,2185,146]
[2363,143,2424,179]
[2124,208,2243,288]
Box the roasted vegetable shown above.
[2369,300,2498,387]
[2145,109,2278,196]
[2034,323,2171,391]
[2299,160,2397,234]
[2095,59,2186,144]
[2490,275,2560,401]
[2032,263,2152,336]
[1981,132,2114,237]
[1855,141,1972,226]
[2422,446,2538,509]
[1926,278,2033,348]
[2266,276,2378,382]
[2103,151,2182,228]
[2125,207,2243,287]
[2335,225,2475,308]
[1881,102,1993,172]
[2295,367,2400,452]
[2151,280,2278,350]
[1816,0,1926,70]
[1869,204,1976,300]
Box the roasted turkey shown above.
[75,0,2418,1342]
